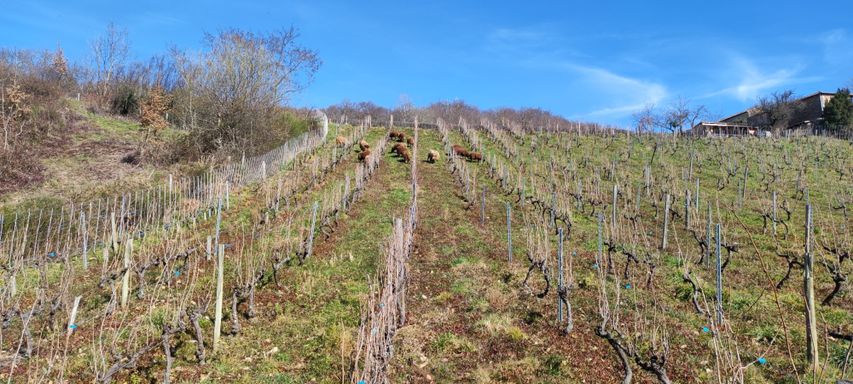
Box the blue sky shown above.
[2,1,852,127]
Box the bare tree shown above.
[632,104,656,135]
[393,94,415,123]
[658,97,707,135]
[90,23,129,99]
[654,97,708,135]
[686,104,709,133]
[755,90,800,133]
[170,28,321,155]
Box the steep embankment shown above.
[1,99,187,208]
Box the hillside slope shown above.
[0,98,189,210]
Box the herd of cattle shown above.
[334,130,482,164]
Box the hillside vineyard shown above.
[1,118,852,383]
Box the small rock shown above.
[265,346,279,357]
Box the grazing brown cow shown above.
[358,149,372,161]
[406,137,414,147]
[427,149,440,163]
[392,143,407,155]
[466,151,483,162]
[451,144,468,157]
[359,140,370,151]
[389,130,403,140]
[335,136,348,147]
[399,148,411,163]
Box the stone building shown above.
[691,91,851,137]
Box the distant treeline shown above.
[324,99,618,134]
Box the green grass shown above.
[2,125,851,383]
[190,127,413,383]
[455,127,852,382]
[433,332,477,354]
[1,98,185,209]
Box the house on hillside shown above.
[691,91,851,137]
[690,121,759,137]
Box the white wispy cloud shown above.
[704,54,820,102]
[819,28,853,66]
[531,60,668,119]
[482,26,668,120]
[489,27,547,43]
[0,1,100,39]
[568,65,667,118]
[130,12,184,27]
[482,25,561,56]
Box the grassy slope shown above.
[173,128,413,383]
[0,98,188,210]
[0,122,339,383]
[2,124,850,383]
[388,130,624,383]
[472,131,852,383]
[180,129,851,383]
